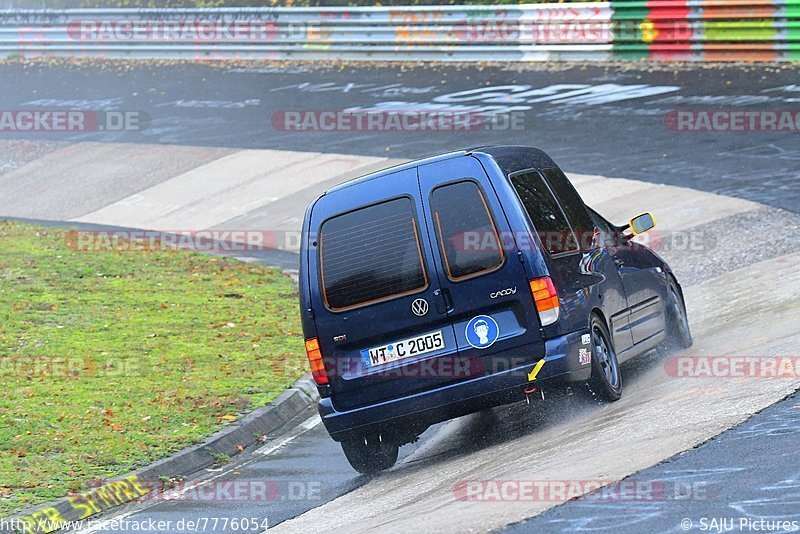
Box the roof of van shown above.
[323,145,556,196]
[324,149,468,195]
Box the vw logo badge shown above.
[411,298,429,317]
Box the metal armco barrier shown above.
[0,2,797,62]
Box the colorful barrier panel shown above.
[0,2,797,61]
[611,0,800,61]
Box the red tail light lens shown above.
[529,277,560,326]
[305,338,328,385]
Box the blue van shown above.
[298,146,691,474]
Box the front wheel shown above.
[340,436,398,475]
[586,315,622,402]
[661,277,693,352]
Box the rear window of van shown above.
[431,180,504,281]
[319,197,428,311]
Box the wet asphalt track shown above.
[1,60,798,533]
[503,390,800,533]
[2,61,799,212]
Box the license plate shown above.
[361,330,445,367]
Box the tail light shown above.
[529,277,560,326]
[305,338,328,385]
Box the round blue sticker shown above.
[465,315,499,349]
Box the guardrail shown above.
[0,2,797,62]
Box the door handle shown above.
[433,289,446,314]
[614,258,624,267]
[440,287,455,313]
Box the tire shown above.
[586,314,622,402]
[661,277,693,352]
[340,436,399,475]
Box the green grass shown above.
[0,221,306,515]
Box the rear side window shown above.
[319,197,427,311]
[541,168,594,248]
[510,171,579,255]
[431,180,504,281]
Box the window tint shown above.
[431,180,504,281]
[541,168,595,249]
[319,197,427,310]
[510,171,578,255]
[588,207,616,248]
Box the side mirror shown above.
[629,212,656,235]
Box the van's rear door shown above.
[308,168,461,410]
[417,156,545,374]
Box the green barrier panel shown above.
[702,20,778,41]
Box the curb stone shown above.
[2,375,319,534]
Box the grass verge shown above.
[0,221,305,515]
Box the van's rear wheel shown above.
[341,436,398,475]
[586,315,622,402]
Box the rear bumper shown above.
[318,329,592,442]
